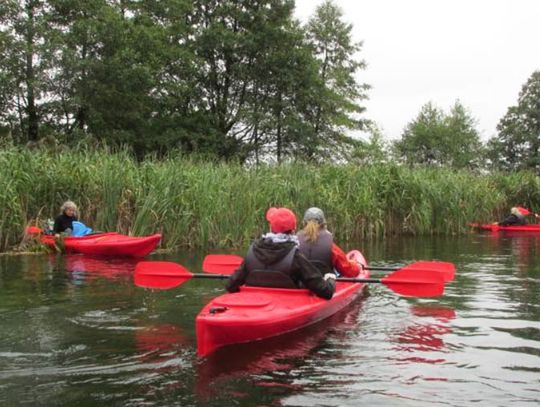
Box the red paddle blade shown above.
[26,226,43,235]
[516,206,531,216]
[382,268,445,297]
[402,261,455,282]
[202,254,243,275]
[134,261,192,289]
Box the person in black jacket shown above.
[497,207,527,226]
[53,201,79,236]
[226,207,336,300]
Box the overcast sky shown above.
[294,0,540,141]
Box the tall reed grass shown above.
[1,145,539,252]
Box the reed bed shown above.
[1,146,538,252]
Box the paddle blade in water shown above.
[134,261,193,289]
[382,268,445,297]
[202,254,243,275]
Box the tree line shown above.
[1,1,538,172]
[0,0,368,162]
[390,70,540,174]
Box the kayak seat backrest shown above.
[245,270,298,289]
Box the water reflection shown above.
[390,305,456,364]
[135,323,190,360]
[60,254,138,284]
[479,232,540,270]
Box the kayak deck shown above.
[196,251,369,357]
[41,233,161,257]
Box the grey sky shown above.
[294,0,540,141]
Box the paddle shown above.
[202,254,243,274]
[517,206,540,220]
[26,226,43,235]
[366,261,455,282]
[135,261,227,290]
[25,225,64,252]
[202,254,455,282]
[135,261,446,297]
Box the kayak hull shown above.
[196,250,369,357]
[472,223,540,232]
[41,233,161,257]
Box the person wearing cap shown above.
[496,207,527,226]
[225,207,336,300]
[297,207,361,278]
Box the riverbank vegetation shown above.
[2,146,540,252]
[2,1,540,253]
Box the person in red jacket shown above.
[297,207,361,277]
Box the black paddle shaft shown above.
[365,266,400,271]
[192,273,384,284]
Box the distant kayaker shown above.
[226,207,336,299]
[297,207,361,278]
[497,207,527,227]
[53,201,93,237]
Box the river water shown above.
[0,233,538,406]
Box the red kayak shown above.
[195,250,369,357]
[41,232,161,257]
[471,223,540,232]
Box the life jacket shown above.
[297,229,333,274]
[244,244,298,288]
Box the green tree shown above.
[350,124,388,164]
[246,19,320,164]
[0,27,17,133]
[445,102,484,168]
[187,0,306,161]
[304,0,369,161]
[47,0,197,155]
[46,0,107,139]
[487,70,540,173]
[0,0,52,142]
[394,101,483,169]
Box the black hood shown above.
[252,237,296,265]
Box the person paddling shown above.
[226,207,336,299]
[496,207,527,226]
[297,207,361,277]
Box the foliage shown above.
[303,0,370,162]
[2,146,538,252]
[393,101,484,169]
[0,0,370,162]
[349,124,388,165]
[487,70,540,173]
[0,0,54,143]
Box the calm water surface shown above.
[0,233,539,406]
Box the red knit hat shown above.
[266,207,297,233]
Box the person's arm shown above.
[294,252,335,300]
[53,216,63,234]
[498,214,516,226]
[225,261,248,293]
[331,243,360,277]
